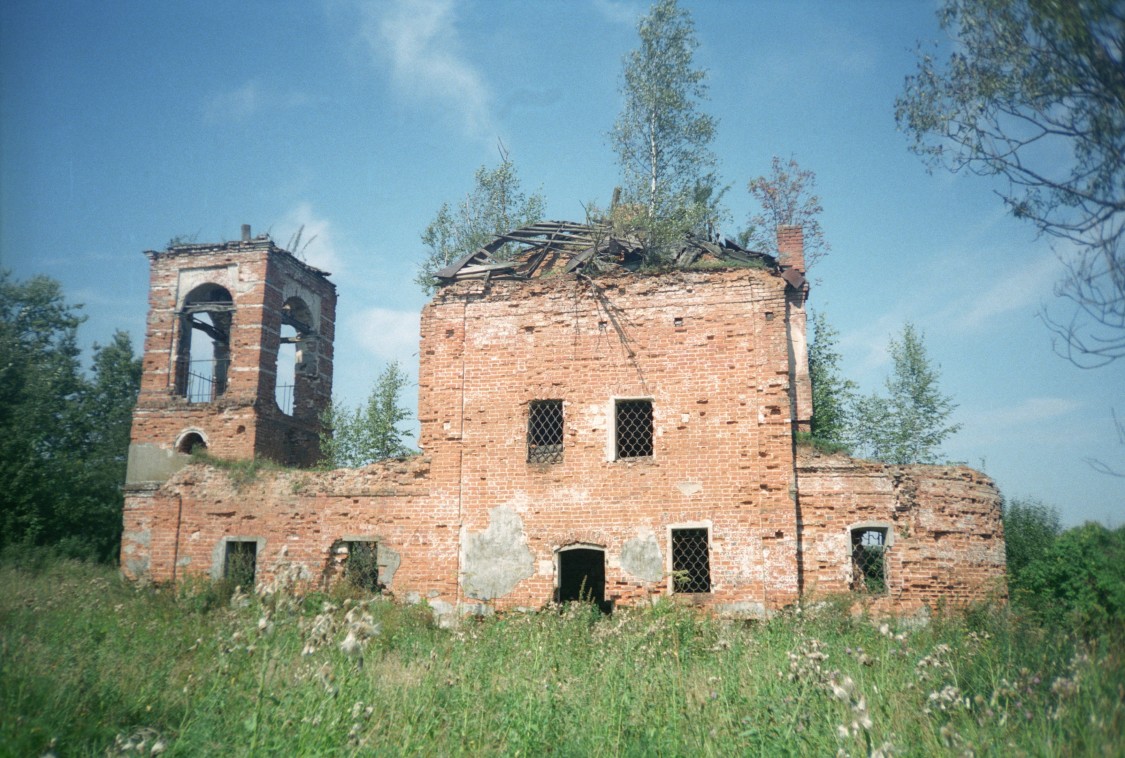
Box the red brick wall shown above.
[121,457,460,606]
[796,449,1007,613]
[419,269,802,612]
[123,261,1006,617]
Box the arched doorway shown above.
[557,546,608,610]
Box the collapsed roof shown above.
[433,220,783,285]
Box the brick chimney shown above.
[777,225,805,273]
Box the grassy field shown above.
[2,557,1122,757]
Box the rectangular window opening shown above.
[345,541,380,592]
[615,399,653,459]
[528,400,564,464]
[224,540,257,588]
[851,528,888,595]
[671,528,711,593]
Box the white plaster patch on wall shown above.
[676,481,703,497]
[461,506,534,600]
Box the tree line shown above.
[0,272,141,561]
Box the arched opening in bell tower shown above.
[275,297,315,416]
[175,284,234,403]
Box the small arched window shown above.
[176,431,207,454]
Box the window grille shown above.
[527,400,564,464]
[183,358,231,403]
[615,399,653,459]
[851,528,888,594]
[224,541,257,588]
[671,528,711,593]
[345,541,380,592]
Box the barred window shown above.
[615,399,653,459]
[671,528,711,593]
[224,540,257,588]
[345,541,380,592]
[851,527,888,594]
[527,400,564,464]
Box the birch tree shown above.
[320,361,412,468]
[744,156,830,268]
[611,0,722,260]
[853,323,961,464]
[807,310,856,447]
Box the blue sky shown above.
[2,0,1120,526]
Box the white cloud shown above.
[946,252,1060,331]
[973,396,1083,429]
[348,307,421,365]
[274,203,346,275]
[359,0,492,138]
[837,310,904,384]
[591,0,639,27]
[203,80,313,124]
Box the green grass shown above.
[795,431,852,456]
[2,557,1122,756]
[188,452,292,489]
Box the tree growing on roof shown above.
[610,0,724,261]
[743,156,830,268]
[416,145,545,294]
[852,323,961,464]
[895,0,1125,366]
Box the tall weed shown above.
[1,556,1122,756]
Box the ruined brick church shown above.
[121,222,1005,618]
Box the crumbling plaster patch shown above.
[379,544,402,586]
[461,506,534,600]
[621,532,664,583]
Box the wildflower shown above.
[830,676,855,702]
[938,723,963,748]
[870,741,895,758]
[1051,676,1077,698]
[340,630,362,657]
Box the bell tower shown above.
[125,225,336,485]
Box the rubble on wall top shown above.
[145,234,333,279]
[434,220,781,286]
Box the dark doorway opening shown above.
[557,547,610,612]
[224,540,257,589]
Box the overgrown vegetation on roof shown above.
[433,220,778,286]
